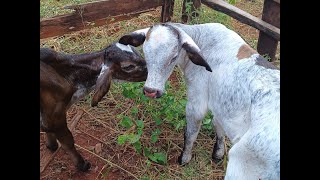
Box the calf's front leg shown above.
[178,100,207,165]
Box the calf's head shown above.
[91,43,147,106]
[119,24,211,98]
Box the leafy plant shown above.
[147,152,167,165]
[228,0,237,5]
[114,69,189,165]
[150,129,161,143]
[119,116,134,129]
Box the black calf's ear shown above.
[91,66,113,107]
[119,34,146,47]
[182,43,212,72]
[118,27,150,47]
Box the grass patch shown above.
[40,0,97,18]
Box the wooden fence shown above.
[40,0,280,61]
[181,0,280,61]
[40,0,174,39]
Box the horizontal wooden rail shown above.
[202,0,280,41]
[40,0,162,39]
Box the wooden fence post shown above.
[257,0,280,61]
[161,0,175,22]
[181,0,201,23]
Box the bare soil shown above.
[40,72,225,180]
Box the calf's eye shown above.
[122,64,135,71]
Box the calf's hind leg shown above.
[53,105,90,172]
[55,124,91,172]
[211,119,225,163]
[45,133,58,151]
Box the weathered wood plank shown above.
[161,0,175,22]
[202,0,280,41]
[40,0,162,39]
[181,0,201,23]
[257,0,280,61]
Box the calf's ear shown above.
[91,65,113,107]
[182,43,212,72]
[167,24,212,72]
[118,28,150,47]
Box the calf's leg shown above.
[211,119,225,162]
[55,124,90,172]
[178,97,208,165]
[45,133,58,151]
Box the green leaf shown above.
[168,96,174,103]
[145,159,151,168]
[228,0,236,5]
[137,129,143,136]
[122,89,136,98]
[175,120,186,131]
[144,147,151,157]
[179,99,187,106]
[131,107,138,115]
[148,154,157,163]
[148,152,167,165]
[150,134,158,143]
[133,141,142,154]
[120,116,134,129]
[153,129,161,135]
[150,129,161,143]
[141,94,149,102]
[154,117,162,125]
[166,113,174,121]
[141,175,150,180]
[203,117,212,125]
[117,134,128,145]
[175,122,182,130]
[128,134,141,144]
[116,114,123,119]
[136,120,144,129]
[154,153,167,164]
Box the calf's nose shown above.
[143,87,158,98]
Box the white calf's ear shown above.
[175,27,212,72]
[182,43,212,72]
[119,27,150,47]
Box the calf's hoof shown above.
[212,155,223,164]
[46,142,58,152]
[177,151,191,166]
[177,154,183,165]
[77,160,91,172]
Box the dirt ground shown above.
[40,107,136,180]
[40,72,225,180]
[40,0,279,179]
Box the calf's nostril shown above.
[143,87,158,98]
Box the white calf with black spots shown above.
[119,22,280,180]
